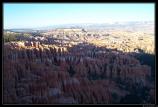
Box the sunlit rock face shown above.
[3,38,154,104]
[41,28,154,55]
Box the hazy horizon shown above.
[3,3,154,29]
[4,20,154,30]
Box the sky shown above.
[3,3,155,29]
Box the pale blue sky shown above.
[3,3,155,29]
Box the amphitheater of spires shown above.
[3,28,155,104]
